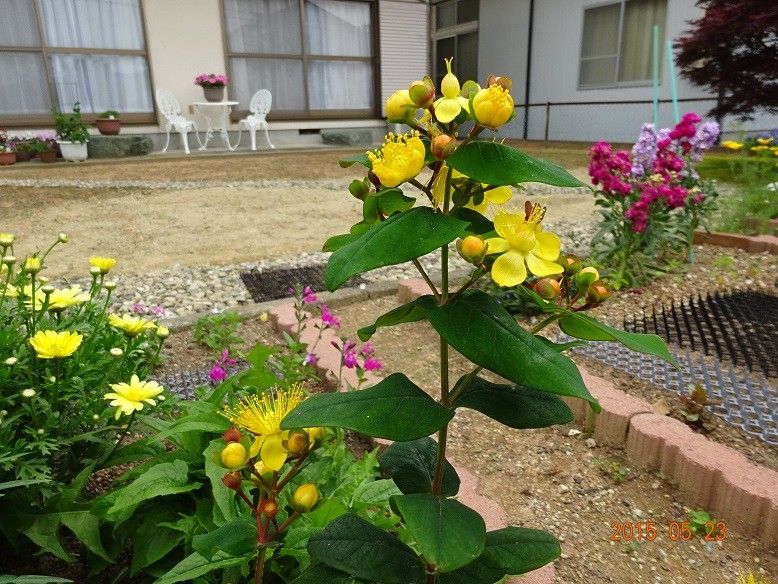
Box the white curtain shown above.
[305,0,371,56]
[307,60,372,110]
[50,54,152,113]
[224,0,301,54]
[40,0,144,49]
[0,0,40,46]
[0,52,50,114]
[619,0,667,82]
[230,57,305,111]
[579,2,620,86]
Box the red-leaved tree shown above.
[674,0,778,121]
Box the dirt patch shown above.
[332,296,776,583]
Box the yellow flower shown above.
[0,233,14,246]
[29,330,83,359]
[89,256,116,274]
[104,374,164,419]
[485,205,563,287]
[23,256,42,274]
[25,285,90,311]
[721,140,743,151]
[432,165,512,212]
[367,132,426,188]
[756,137,773,145]
[750,145,768,152]
[1,283,17,298]
[109,314,157,336]
[385,89,417,122]
[472,84,514,129]
[221,442,248,469]
[156,325,170,338]
[433,58,471,124]
[290,483,319,512]
[223,384,304,472]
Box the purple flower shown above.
[363,357,383,372]
[150,304,166,317]
[131,302,148,315]
[630,123,658,177]
[360,342,375,357]
[209,363,226,383]
[342,351,358,369]
[220,349,237,366]
[304,353,318,366]
[302,286,318,304]
[320,304,341,329]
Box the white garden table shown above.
[191,101,240,151]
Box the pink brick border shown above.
[269,301,555,583]
[693,230,778,254]
[396,278,778,547]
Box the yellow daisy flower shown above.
[104,374,164,419]
[24,285,90,311]
[29,330,83,359]
[367,132,426,188]
[721,140,743,151]
[485,204,564,287]
[109,314,157,336]
[223,384,305,472]
[1,282,17,298]
[0,233,14,246]
[756,137,773,145]
[433,58,471,124]
[432,165,512,212]
[89,256,116,274]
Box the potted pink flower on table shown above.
[195,73,229,102]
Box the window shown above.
[222,0,377,119]
[579,0,667,88]
[0,0,154,125]
[432,0,479,89]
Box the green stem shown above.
[529,313,562,335]
[412,259,440,300]
[98,410,136,467]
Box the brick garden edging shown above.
[398,278,778,548]
[268,301,555,584]
[693,230,778,254]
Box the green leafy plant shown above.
[688,509,713,536]
[98,110,120,119]
[592,458,631,484]
[194,311,244,353]
[272,62,676,583]
[52,103,90,144]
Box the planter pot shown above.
[57,140,88,162]
[202,85,225,102]
[39,150,58,163]
[0,152,16,165]
[96,118,122,135]
[15,150,33,162]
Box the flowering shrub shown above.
[0,233,167,505]
[266,61,677,583]
[194,73,229,87]
[589,113,720,288]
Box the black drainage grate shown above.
[240,264,367,303]
[623,292,778,378]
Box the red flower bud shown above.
[261,500,278,519]
[223,427,241,443]
[533,278,561,300]
[221,471,242,490]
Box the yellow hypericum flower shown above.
[0,233,14,246]
[104,374,164,419]
[485,205,563,287]
[756,137,773,145]
[23,256,42,274]
[89,256,116,274]
[290,483,319,512]
[1,283,17,298]
[108,314,157,336]
[432,165,512,212]
[221,442,248,469]
[223,384,304,472]
[29,330,83,359]
[721,140,743,151]
[433,58,471,124]
[385,89,417,122]
[367,132,426,188]
[472,84,514,129]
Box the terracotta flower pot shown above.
[0,152,16,165]
[15,150,33,162]
[202,85,225,102]
[39,150,58,163]
[96,118,122,135]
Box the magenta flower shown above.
[360,342,375,357]
[363,357,383,372]
[131,302,148,315]
[304,353,318,366]
[209,364,226,383]
[150,304,166,317]
[342,351,358,369]
[220,349,237,366]
[302,286,318,304]
[320,304,341,329]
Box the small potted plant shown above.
[35,131,58,163]
[0,142,16,165]
[96,110,121,135]
[53,102,89,161]
[194,73,228,102]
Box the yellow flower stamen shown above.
[367,131,426,188]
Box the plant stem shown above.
[412,259,440,300]
[98,410,136,467]
[254,543,266,584]
[529,313,562,334]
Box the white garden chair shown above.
[155,89,203,154]
[238,89,275,151]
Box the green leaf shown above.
[307,513,425,584]
[535,336,588,352]
[365,188,416,219]
[391,494,485,572]
[425,291,599,411]
[323,232,359,253]
[20,513,71,561]
[0,577,73,584]
[106,460,201,523]
[240,343,282,390]
[154,551,247,584]
[0,478,51,492]
[558,312,678,366]
[325,207,468,291]
[447,142,586,187]
[357,296,434,341]
[452,376,573,429]
[59,511,111,561]
[281,373,454,441]
[338,152,371,169]
[351,479,402,510]
[439,527,560,583]
[192,517,256,560]
[451,207,495,235]
[290,563,364,584]
[378,438,460,497]
[130,511,185,575]
[155,412,229,440]
[203,439,238,522]
[305,498,348,528]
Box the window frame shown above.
[430,0,479,85]
[577,0,666,90]
[0,0,156,127]
[220,0,381,121]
